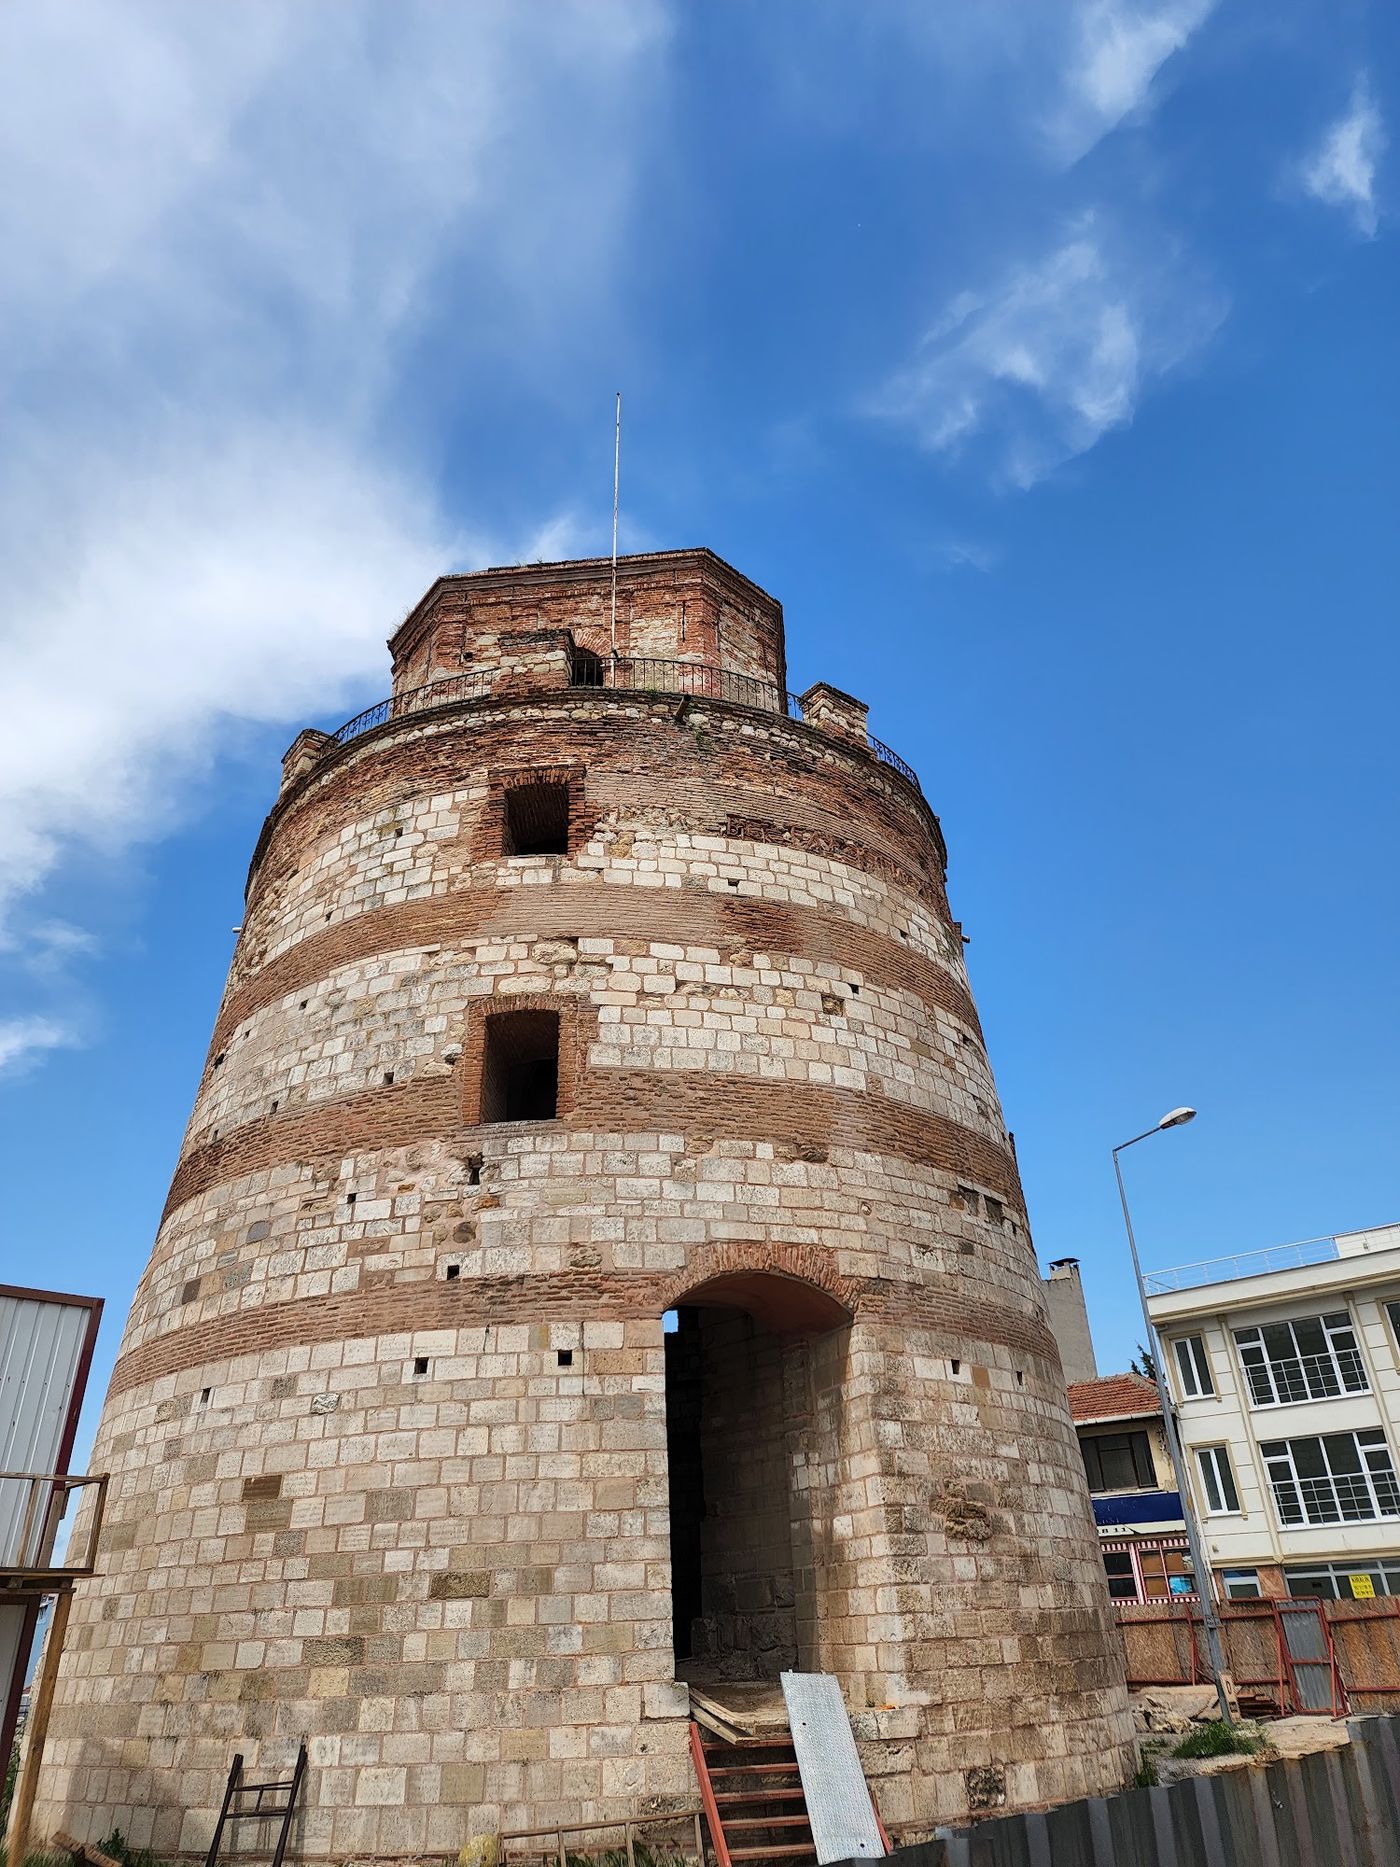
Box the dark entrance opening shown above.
[480,1009,559,1122]
[663,1273,850,1683]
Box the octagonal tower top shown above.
[388,548,786,699]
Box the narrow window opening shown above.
[413,1356,429,1377]
[445,1264,461,1281]
[299,1001,309,1011]
[200,1387,212,1406]
[951,1359,961,1376]
[481,1010,560,1122]
[270,1099,279,1113]
[557,1348,574,1368]
[213,1053,226,1069]
[1016,1370,1024,1387]
[848,983,860,996]
[346,1191,357,1207]
[324,910,332,921]
[465,1155,483,1186]
[505,782,570,857]
[211,1129,219,1141]
[383,1070,395,1086]
[727,877,740,888]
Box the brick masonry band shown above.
[208,880,983,1057]
[160,1069,1025,1227]
[106,1268,1063,1398]
[246,694,951,917]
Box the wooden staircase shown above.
[204,1744,308,1867]
[690,1723,817,1867]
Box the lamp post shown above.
[1113,1107,1234,1725]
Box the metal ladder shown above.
[690,1723,818,1867]
[204,1744,308,1867]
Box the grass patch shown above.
[1172,1721,1262,1760]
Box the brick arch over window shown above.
[459,992,597,1125]
[472,763,593,863]
[660,1242,858,1333]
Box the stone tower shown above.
[37,551,1134,1856]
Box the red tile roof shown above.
[1067,1373,1162,1423]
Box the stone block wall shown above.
[35,554,1134,1856]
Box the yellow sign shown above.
[1349,1574,1376,1599]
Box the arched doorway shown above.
[663,1270,852,1683]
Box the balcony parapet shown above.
[0,1470,109,1588]
[290,653,923,796]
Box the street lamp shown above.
[1113,1107,1234,1725]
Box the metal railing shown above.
[314,654,924,795]
[1145,1235,1343,1294]
[500,1805,706,1867]
[0,1470,109,1579]
[569,650,795,718]
[329,668,495,746]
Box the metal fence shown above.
[1144,1236,1343,1293]
[859,1714,1400,1867]
[317,657,925,795]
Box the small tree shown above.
[1130,1343,1158,1382]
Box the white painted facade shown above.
[1147,1222,1400,1599]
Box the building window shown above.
[1103,1550,1138,1599]
[1234,1311,1368,1407]
[504,782,570,857]
[1195,1444,1241,1515]
[1101,1539,1194,1601]
[1261,1429,1400,1527]
[480,1010,560,1122]
[1222,1568,1262,1599]
[1386,1300,1400,1354]
[1081,1430,1155,1494]
[1285,1561,1400,1600]
[1172,1335,1214,1399]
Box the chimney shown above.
[1043,1258,1099,1385]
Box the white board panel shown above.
[781,1670,886,1863]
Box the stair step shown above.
[715,1789,808,1807]
[707,1761,800,1777]
[728,1848,817,1861]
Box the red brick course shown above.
[107,1265,1061,1398]
[209,881,981,1061]
[163,1067,1023,1228]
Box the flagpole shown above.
[610,392,621,658]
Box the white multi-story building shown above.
[1146,1222,1400,1602]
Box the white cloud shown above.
[873,218,1224,487]
[1052,0,1215,161]
[0,1018,78,1077]
[1301,79,1385,237]
[0,0,668,984]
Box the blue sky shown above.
[1,0,1395,1449]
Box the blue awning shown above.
[1093,1490,1184,1528]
